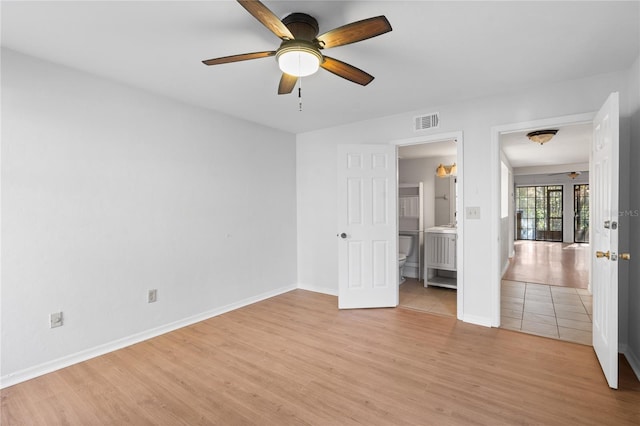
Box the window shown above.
[516,185,563,242]
[574,184,589,243]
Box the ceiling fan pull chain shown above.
[298,79,303,112]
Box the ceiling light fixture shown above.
[276,42,323,77]
[436,163,457,178]
[567,171,581,179]
[526,129,558,145]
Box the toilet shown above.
[398,234,414,284]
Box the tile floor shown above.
[399,278,456,317]
[501,279,593,345]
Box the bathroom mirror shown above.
[434,175,456,226]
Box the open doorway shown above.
[498,122,593,345]
[393,133,463,319]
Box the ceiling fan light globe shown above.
[276,44,322,77]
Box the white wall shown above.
[626,53,640,377]
[1,49,297,386]
[296,69,632,326]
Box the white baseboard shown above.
[0,283,297,389]
[501,260,510,277]
[297,282,338,296]
[621,344,640,382]
[463,314,493,328]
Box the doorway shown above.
[495,118,594,344]
[392,131,463,320]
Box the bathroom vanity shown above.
[425,226,457,289]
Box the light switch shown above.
[466,206,481,219]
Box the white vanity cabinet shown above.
[425,227,457,289]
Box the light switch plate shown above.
[466,206,481,219]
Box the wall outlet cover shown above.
[50,312,63,328]
[148,289,158,303]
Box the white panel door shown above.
[591,92,619,389]
[337,144,397,309]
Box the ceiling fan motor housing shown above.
[276,13,324,76]
[282,13,319,41]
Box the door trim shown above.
[490,112,596,326]
[390,131,465,321]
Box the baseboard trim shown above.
[463,314,492,328]
[297,282,338,296]
[0,283,297,389]
[621,345,640,382]
[501,260,510,277]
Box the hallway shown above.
[501,241,592,345]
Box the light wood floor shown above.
[2,290,639,425]
[502,241,589,288]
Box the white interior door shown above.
[591,92,619,389]
[337,144,398,309]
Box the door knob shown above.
[620,253,631,260]
[337,233,347,239]
[596,250,610,259]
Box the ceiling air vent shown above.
[414,112,440,131]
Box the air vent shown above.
[414,112,440,131]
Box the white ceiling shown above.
[2,1,638,138]
[398,139,457,160]
[501,122,592,170]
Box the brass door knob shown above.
[596,250,610,259]
[620,253,631,260]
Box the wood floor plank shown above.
[502,240,589,288]
[2,289,639,425]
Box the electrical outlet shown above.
[466,206,481,220]
[50,312,63,328]
[148,289,158,303]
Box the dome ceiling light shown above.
[526,129,559,145]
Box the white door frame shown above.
[490,112,596,326]
[390,131,465,321]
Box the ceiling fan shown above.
[549,171,586,179]
[202,0,392,94]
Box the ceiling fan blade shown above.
[202,51,275,66]
[237,0,294,40]
[321,56,374,86]
[316,16,392,49]
[278,73,298,95]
